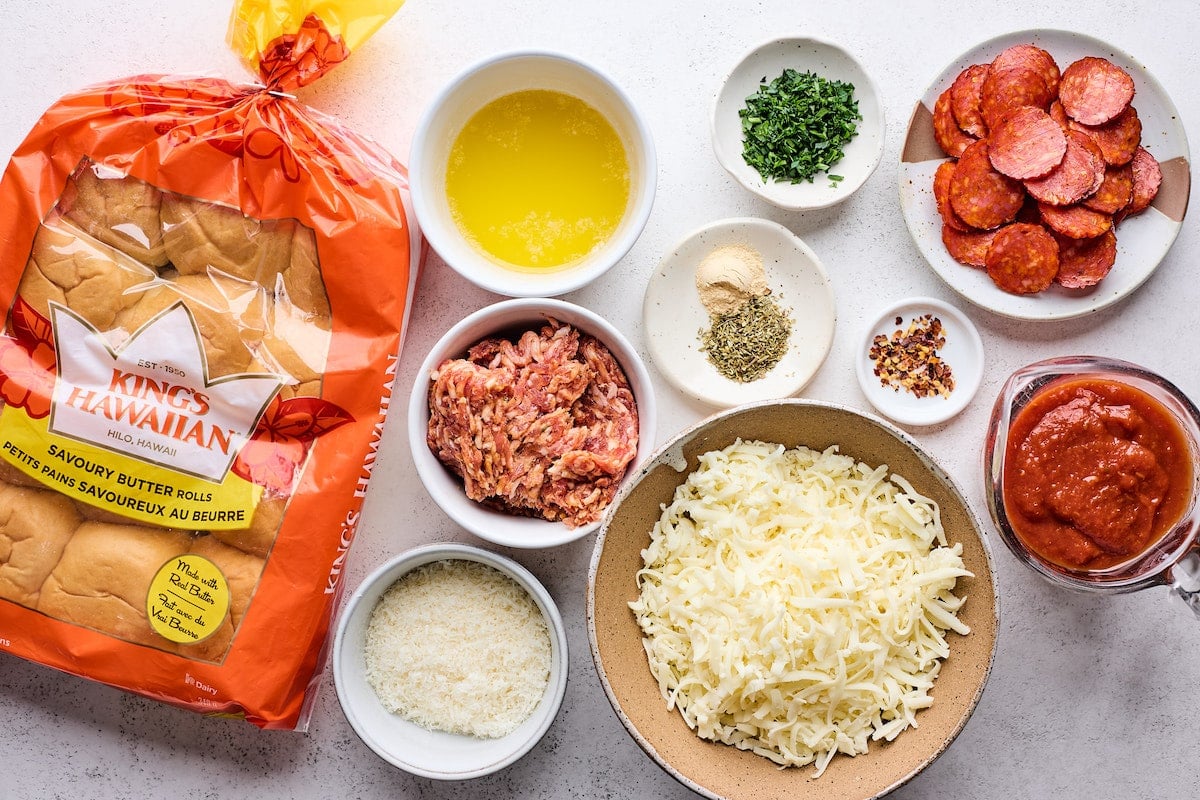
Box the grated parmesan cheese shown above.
[364,559,551,739]
[629,439,972,776]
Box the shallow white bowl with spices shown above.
[855,296,984,427]
[409,297,657,548]
[712,36,884,210]
[333,542,569,780]
[642,217,835,408]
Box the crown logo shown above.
[50,302,283,481]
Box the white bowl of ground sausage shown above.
[333,542,569,779]
[408,297,657,549]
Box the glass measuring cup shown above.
[984,355,1200,616]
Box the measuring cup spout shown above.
[1168,552,1200,620]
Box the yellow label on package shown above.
[0,405,262,530]
[147,555,231,643]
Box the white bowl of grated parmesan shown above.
[588,399,999,800]
[333,542,568,779]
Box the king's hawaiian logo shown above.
[49,302,283,482]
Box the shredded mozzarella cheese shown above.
[629,440,972,775]
[364,559,551,739]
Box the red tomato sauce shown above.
[1002,376,1193,571]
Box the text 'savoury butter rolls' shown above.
[0,0,419,730]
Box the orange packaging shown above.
[0,0,418,729]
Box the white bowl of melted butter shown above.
[410,50,657,297]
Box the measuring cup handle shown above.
[1168,552,1200,619]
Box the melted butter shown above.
[446,89,631,271]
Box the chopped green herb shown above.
[738,68,861,187]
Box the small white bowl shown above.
[408,297,657,548]
[410,50,657,297]
[712,36,884,210]
[855,296,984,427]
[333,543,569,780]
[643,217,836,408]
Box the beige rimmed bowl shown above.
[587,399,998,800]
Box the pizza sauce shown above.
[1002,376,1194,571]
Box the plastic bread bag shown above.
[0,0,418,730]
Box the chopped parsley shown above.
[738,68,861,187]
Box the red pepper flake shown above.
[868,314,955,398]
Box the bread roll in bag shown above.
[0,0,419,730]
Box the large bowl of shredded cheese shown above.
[587,399,998,800]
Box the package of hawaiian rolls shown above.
[0,0,418,729]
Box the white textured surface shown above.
[0,1,1197,799]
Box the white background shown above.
[1,1,1197,798]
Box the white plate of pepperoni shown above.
[899,29,1190,321]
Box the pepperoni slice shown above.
[980,67,1053,131]
[949,139,1026,229]
[1082,163,1134,214]
[985,223,1060,294]
[1059,57,1135,126]
[934,160,972,231]
[1048,100,1069,130]
[1039,202,1113,239]
[1070,105,1142,166]
[1053,229,1117,289]
[951,64,991,138]
[988,106,1067,179]
[1124,146,1162,216]
[1023,130,1106,206]
[991,44,1061,96]
[942,224,997,268]
[933,86,976,158]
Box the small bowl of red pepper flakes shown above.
[855,296,984,427]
